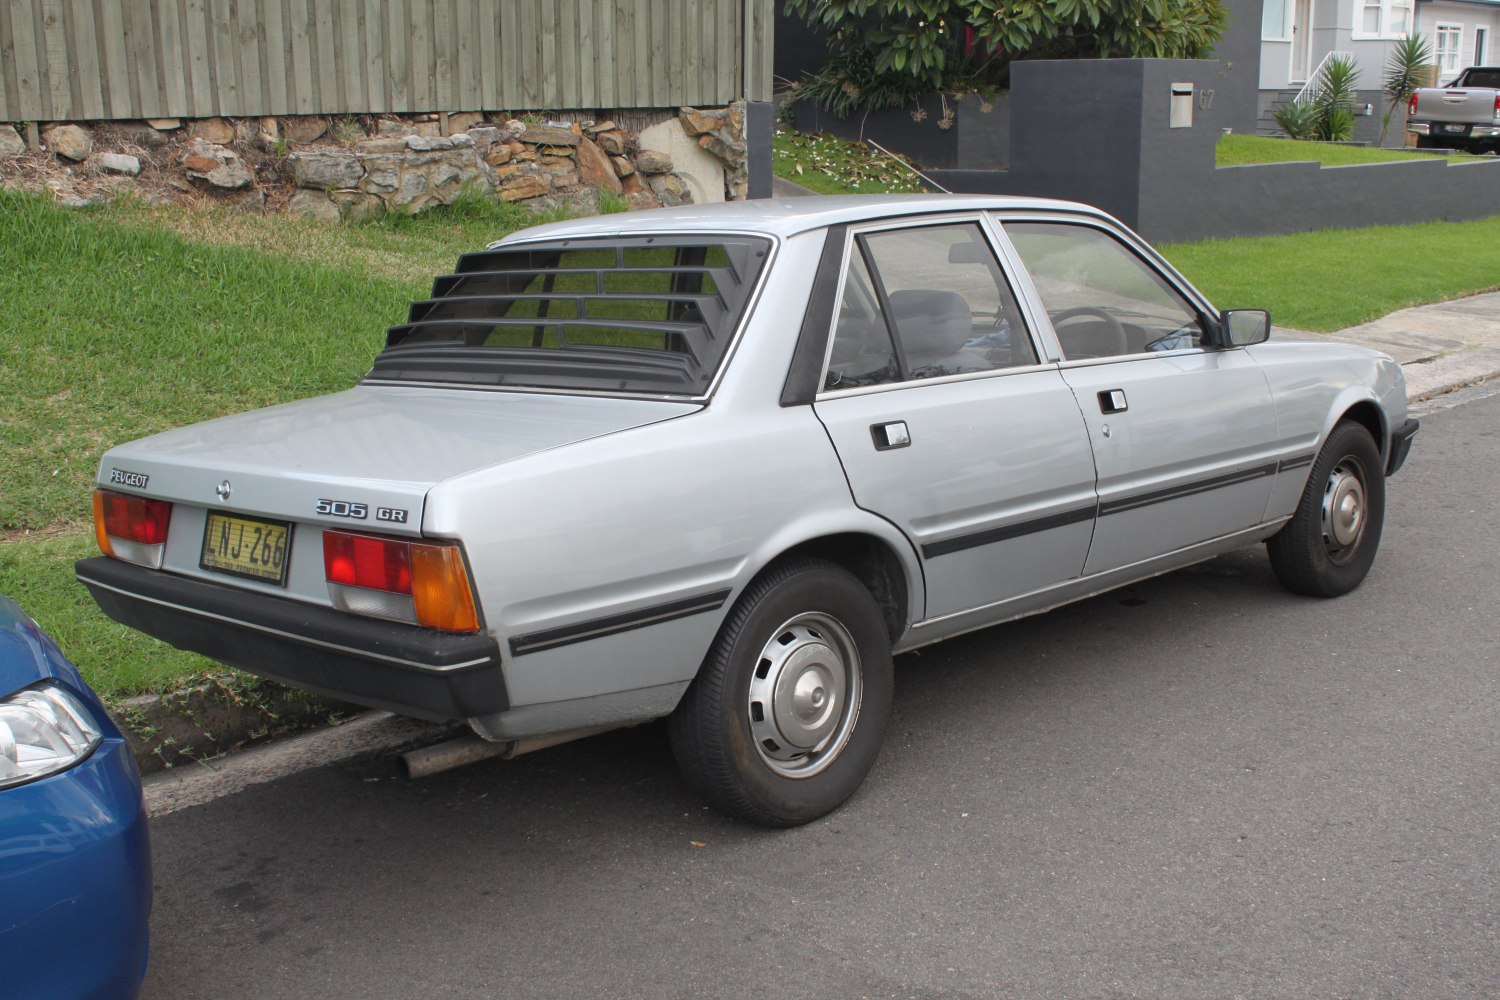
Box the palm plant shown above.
[1313,54,1360,141]
[1381,33,1433,146]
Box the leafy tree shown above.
[1380,33,1432,147]
[786,0,1228,116]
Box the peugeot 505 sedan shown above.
[0,595,151,999]
[78,196,1417,826]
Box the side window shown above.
[1003,222,1208,360]
[823,222,1038,391]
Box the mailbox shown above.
[1170,83,1194,128]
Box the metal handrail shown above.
[1293,50,1354,104]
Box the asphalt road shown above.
[142,389,1499,1000]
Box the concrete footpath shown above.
[1284,290,1500,403]
[132,288,1500,811]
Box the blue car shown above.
[0,595,151,1000]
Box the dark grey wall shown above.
[747,100,775,199]
[1216,0,1266,136]
[929,57,1500,243]
[789,93,1010,170]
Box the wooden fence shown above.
[0,0,773,123]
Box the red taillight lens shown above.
[1409,93,1419,115]
[93,489,172,550]
[323,530,413,593]
[322,530,479,633]
[1494,94,1500,120]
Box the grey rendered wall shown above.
[929,57,1500,243]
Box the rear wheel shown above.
[669,557,893,827]
[1267,421,1385,597]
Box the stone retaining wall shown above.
[0,104,751,219]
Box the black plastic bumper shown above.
[1387,417,1419,476]
[76,557,507,721]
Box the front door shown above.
[999,219,1280,576]
[811,218,1098,621]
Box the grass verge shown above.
[1216,133,1491,166]
[773,128,929,195]
[1159,215,1500,331]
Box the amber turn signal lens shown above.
[92,491,114,558]
[410,543,481,633]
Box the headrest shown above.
[888,290,973,356]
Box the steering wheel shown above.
[1049,306,1128,359]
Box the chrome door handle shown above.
[871,421,911,450]
[1098,389,1128,414]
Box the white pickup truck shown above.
[1408,66,1500,153]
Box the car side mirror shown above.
[1221,309,1271,347]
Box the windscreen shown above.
[368,235,771,396]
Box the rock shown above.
[57,193,107,208]
[626,191,661,211]
[283,117,329,143]
[94,152,142,177]
[0,125,26,159]
[467,126,500,152]
[610,155,635,177]
[182,141,253,189]
[549,171,581,189]
[188,117,235,144]
[376,120,417,139]
[145,118,181,130]
[446,111,484,132]
[679,107,728,137]
[415,121,442,138]
[576,136,623,194]
[287,151,364,189]
[398,171,428,202]
[356,137,408,155]
[404,134,471,152]
[635,149,673,175]
[484,144,513,166]
[520,124,580,147]
[289,189,342,224]
[499,175,550,201]
[501,119,528,138]
[43,125,92,162]
[330,190,383,221]
[586,120,617,134]
[646,172,692,207]
[258,117,280,142]
[595,130,627,156]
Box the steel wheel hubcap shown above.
[747,613,862,779]
[1322,462,1366,559]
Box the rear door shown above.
[997,216,1280,575]
[811,217,1098,621]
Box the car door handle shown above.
[870,421,911,450]
[1098,389,1128,414]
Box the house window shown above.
[1476,26,1489,66]
[1355,0,1415,38]
[1436,24,1464,76]
[1262,0,1292,40]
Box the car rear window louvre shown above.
[371,235,771,395]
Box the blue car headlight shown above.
[0,683,104,789]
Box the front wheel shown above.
[669,558,894,827]
[1267,421,1386,597]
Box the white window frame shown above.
[1435,22,1464,76]
[1352,0,1415,40]
[1262,0,1293,41]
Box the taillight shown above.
[1409,93,1419,116]
[1494,94,1500,121]
[322,530,479,633]
[93,489,172,568]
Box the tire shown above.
[1415,134,1439,149]
[1267,421,1386,598]
[669,557,894,827]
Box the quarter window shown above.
[1003,222,1208,360]
[823,222,1036,391]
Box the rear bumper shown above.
[76,557,508,721]
[1387,417,1419,476]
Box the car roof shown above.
[491,194,1112,246]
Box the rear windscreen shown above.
[1458,69,1500,88]
[368,235,772,395]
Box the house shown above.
[1257,0,1500,138]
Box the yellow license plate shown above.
[200,513,292,585]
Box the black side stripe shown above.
[923,504,1098,559]
[508,589,733,656]
[1099,462,1280,517]
[1278,453,1316,472]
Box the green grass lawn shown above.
[1159,215,1500,331]
[2,187,1498,700]
[1216,133,1491,166]
[773,128,929,195]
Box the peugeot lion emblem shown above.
[215,480,232,502]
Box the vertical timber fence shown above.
[0,0,773,122]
